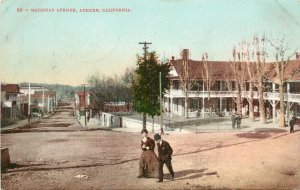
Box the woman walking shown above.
[138,129,159,178]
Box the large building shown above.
[164,49,300,120]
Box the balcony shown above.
[165,90,300,102]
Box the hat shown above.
[154,134,161,141]
[141,128,148,134]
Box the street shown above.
[1,104,300,190]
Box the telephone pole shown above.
[81,84,87,126]
[159,71,164,135]
[139,41,152,60]
[139,42,152,130]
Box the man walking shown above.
[154,134,175,183]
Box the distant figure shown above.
[28,114,31,123]
[231,113,236,129]
[236,115,242,129]
[138,129,159,178]
[290,117,295,133]
[87,112,90,123]
[154,133,175,183]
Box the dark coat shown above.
[157,140,173,161]
[236,116,241,124]
[141,137,155,151]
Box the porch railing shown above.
[165,90,300,102]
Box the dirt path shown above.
[1,106,300,189]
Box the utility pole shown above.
[139,41,152,60]
[159,71,164,135]
[42,88,45,113]
[28,82,31,118]
[47,94,50,113]
[82,84,87,126]
[139,41,152,130]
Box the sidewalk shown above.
[1,113,54,132]
[77,114,291,134]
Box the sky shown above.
[1,0,300,86]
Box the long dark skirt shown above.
[139,150,159,178]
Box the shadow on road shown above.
[236,128,287,139]
[8,163,48,170]
[173,139,260,157]
[165,168,218,181]
[3,157,140,174]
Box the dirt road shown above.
[1,105,300,189]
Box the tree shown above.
[176,49,198,118]
[228,47,243,115]
[241,41,255,121]
[202,52,217,117]
[252,35,268,124]
[268,37,300,127]
[87,72,133,112]
[131,52,171,129]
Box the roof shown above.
[1,84,20,94]
[267,60,300,82]
[170,58,300,82]
[170,59,238,80]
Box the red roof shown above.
[1,84,20,94]
[170,59,300,82]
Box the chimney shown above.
[296,52,299,60]
[171,56,174,61]
[182,49,189,60]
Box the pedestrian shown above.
[137,129,159,178]
[28,113,31,123]
[236,115,242,129]
[231,113,236,129]
[87,112,90,123]
[154,133,175,183]
[290,117,295,133]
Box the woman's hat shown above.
[141,128,148,134]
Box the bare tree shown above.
[241,41,255,121]
[268,37,300,127]
[177,49,198,118]
[228,47,243,115]
[202,52,217,117]
[223,63,237,114]
[252,35,267,124]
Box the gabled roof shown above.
[170,58,300,82]
[170,59,236,80]
[1,84,20,94]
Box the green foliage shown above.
[131,52,171,117]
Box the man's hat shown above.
[154,134,161,141]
